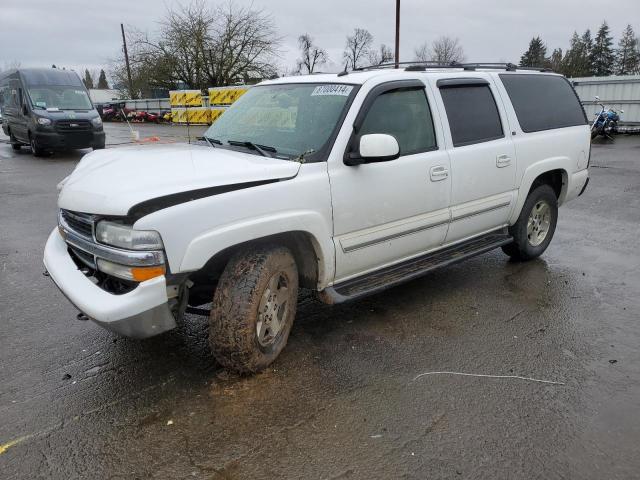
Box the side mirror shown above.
[594,95,600,101]
[620,109,625,114]
[345,133,400,166]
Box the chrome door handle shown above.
[496,154,512,168]
[430,165,449,181]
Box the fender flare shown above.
[509,157,569,224]
[179,210,335,288]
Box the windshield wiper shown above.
[227,140,276,158]
[200,136,222,148]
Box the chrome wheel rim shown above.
[256,272,290,347]
[527,200,551,246]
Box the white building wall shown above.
[571,75,640,125]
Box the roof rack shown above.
[349,61,552,74]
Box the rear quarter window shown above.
[499,74,587,133]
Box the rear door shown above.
[431,76,517,244]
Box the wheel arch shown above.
[186,231,326,305]
[510,159,570,224]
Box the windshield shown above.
[204,83,356,159]
[27,86,93,110]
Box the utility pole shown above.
[395,0,400,68]
[121,23,135,99]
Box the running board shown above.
[322,231,513,304]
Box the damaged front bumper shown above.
[43,228,177,338]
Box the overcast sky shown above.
[1,0,638,80]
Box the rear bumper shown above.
[564,169,589,204]
[43,228,176,338]
[34,130,105,150]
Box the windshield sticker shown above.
[311,85,353,97]
[36,101,47,108]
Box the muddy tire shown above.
[209,245,299,373]
[502,184,558,261]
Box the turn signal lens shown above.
[131,266,166,282]
[96,258,165,282]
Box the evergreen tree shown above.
[590,21,615,76]
[549,48,564,72]
[580,29,594,76]
[615,24,640,75]
[562,31,594,77]
[83,69,94,89]
[97,69,110,89]
[520,36,547,67]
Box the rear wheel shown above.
[209,245,299,373]
[9,132,21,150]
[502,184,558,261]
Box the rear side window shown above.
[359,88,437,155]
[499,74,587,133]
[439,85,504,147]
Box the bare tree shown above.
[206,2,281,85]
[296,34,328,74]
[111,1,281,96]
[414,43,430,62]
[368,44,394,66]
[343,28,373,69]
[430,36,465,64]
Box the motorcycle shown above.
[591,96,623,140]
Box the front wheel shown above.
[30,135,49,157]
[209,245,299,373]
[502,184,558,261]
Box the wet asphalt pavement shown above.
[1,123,639,479]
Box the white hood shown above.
[58,143,300,215]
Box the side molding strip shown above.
[342,219,450,253]
[451,201,511,223]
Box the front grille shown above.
[60,209,94,239]
[55,120,92,132]
[69,246,96,269]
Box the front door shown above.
[329,80,451,283]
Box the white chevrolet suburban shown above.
[44,63,590,372]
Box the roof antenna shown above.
[337,62,349,77]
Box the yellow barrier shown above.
[171,108,187,123]
[187,107,211,124]
[208,86,249,106]
[210,107,227,123]
[170,90,203,107]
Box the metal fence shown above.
[572,75,640,125]
[122,97,172,113]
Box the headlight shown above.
[37,117,52,126]
[95,221,163,250]
[91,116,103,127]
